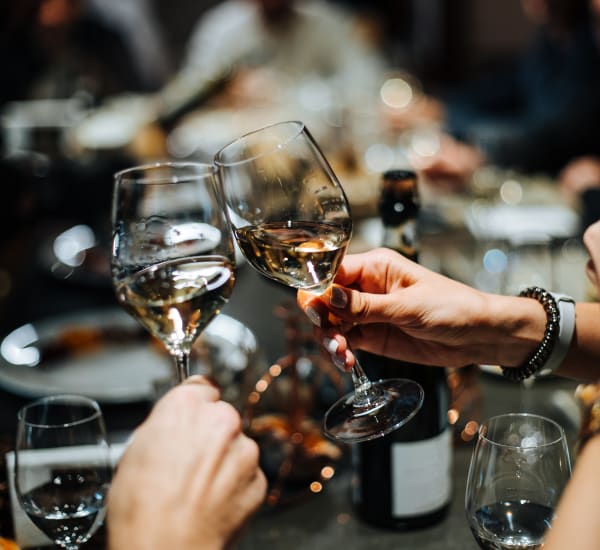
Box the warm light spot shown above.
[255,379,268,392]
[500,179,523,205]
[248,391,260,404]
[310,481,323,493]
[321,466,335,479]
[269,364,282,377]
[380,78,413,109]
[465,421,479,436]
[447,376,459,390]
[291,432,304,444]
[448,409,459,425]
[337,513,350,525]
[461,421,479,442]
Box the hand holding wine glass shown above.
[465,413,572,549]
[215,120,423,443]
[111,162,236,383]
[14,395,112,550]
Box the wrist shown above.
[481,293,547,367]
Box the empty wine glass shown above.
[465,413,572,549]
[215,120,423,443]
[14,395,112,550]
[111,162,236,383]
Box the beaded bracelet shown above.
[501,287,560,382]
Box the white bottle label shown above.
[391,428,452,517]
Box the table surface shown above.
[0,201,585,549]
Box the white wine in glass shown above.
[215,120,423,443]
[111,162,236,383]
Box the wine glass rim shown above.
[214,120,305,167]
[17,394,102,428]
[114,161,217,184]
[478,412,566,448]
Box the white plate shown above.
[465,204,579,242]
[0,309,259,403]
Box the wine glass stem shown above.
[351,357,382,409]
[174,352,190,383]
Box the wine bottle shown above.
[352,169,452,529]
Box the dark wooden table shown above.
[0,212,584,549]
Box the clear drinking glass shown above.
[215,120,423,443]
[14,395,112,550]
[111,162,236,383]
[465,413,572,549]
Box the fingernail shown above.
[330,286,348,308]
[332,354,347,371]
[305,306,321,327]
[323,337,339,354]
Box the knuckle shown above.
[212,400,242,434]
[239,435,261,465]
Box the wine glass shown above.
[14,395,112,550]
[214,120,423,443]
[111,162,236,383]
[465,413,572,549]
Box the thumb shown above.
[330,285,401,325]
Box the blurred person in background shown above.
[560,155,600,231]
[0,0,165,108]
[156,0,387,124]
[394,0,600,187]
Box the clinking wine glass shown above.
[465,413,572,550]
[111,162,236,383]
[14,395,112,550]
[215,120,423,443]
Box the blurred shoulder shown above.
[195,0,258,34]
[296,0,355,25]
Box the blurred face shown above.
[37,0,82,29]
[583,220,600,290]
[521,0,549,24]
[254,0,294,23]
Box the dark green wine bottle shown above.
[353,169,452,529]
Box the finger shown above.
[583,221,600,290]
[209,432,263,503]
[297,288,347,329]
[327,286,409,325]
[183,374,219,389]
[179,375,222,402]
[321,333,354,372]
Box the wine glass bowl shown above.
[215,120,351,294]
[465,413,572,550]
[111,162,236,383]
[215,121,423,443]
[14,395,111,550]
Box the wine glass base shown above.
[323,378,424,444]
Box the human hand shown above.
[583,220,600,291]
[298,248,499,369]
[107,375,266,550]
[559,156,600,195]
[418,134,485,191]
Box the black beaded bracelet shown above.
[501,286,560,382]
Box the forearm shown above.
[479,296,600,381]
[555,302,600,380]
[544,435,600,550]
[474,293,547,368]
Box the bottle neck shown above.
[382,219,419,263]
